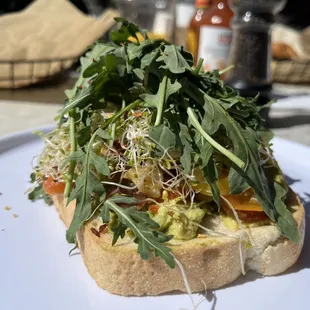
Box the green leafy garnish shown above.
[101,197,174,267]
[28,172,52,206]
[29,17,300,269]
[66,129,109,243]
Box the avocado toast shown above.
[28,18,305,296]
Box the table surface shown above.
[0,80,310,146]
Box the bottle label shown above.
[198,26,232,71]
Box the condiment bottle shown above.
[187,0,212,61]
[187,0,233,71]
[225,0,287,123]
[225,0,287,98]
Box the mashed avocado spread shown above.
[149,194,206,240]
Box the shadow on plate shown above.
[146,289,218,310]
[269,114,310,128]
[284,175,310,272]
[285,175,301,186]
[289,192,310,273]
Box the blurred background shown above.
[0,0,310,145]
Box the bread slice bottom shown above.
[51,190,305,296]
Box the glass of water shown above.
[115,0,176,42]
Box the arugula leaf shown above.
[141,75,168,126]
[66,129,109,243]
[105,54,126,74]
[133,68,145,81]
[76,126,91,147]
[141,76,181,126]
[141,48,160,69]
[273,182,300,243]
[66,170,105,243]
[259,128,274,145]
[197,137,213,169]
[83,57,106,78]
[188,107,245,169]
[165,78,182,99]
[30,171,36,183]
[200,96,274,211]
[129,83,145,99]
[60,149,85,169]
[111,17,143,43]
[89,150,110,176]
[109,196,139,205]
[178,77,205,106]
[202,95,255,169]
[203,159,220,208]
[110,220,127,245]
[65,43,116,100]
[194,139,220,207]
[101,200,175,268]
[149,124,176,155]
[157,45,192,74]
[228,168,250,194]
[141,75,167,109]
[178,123,193,174]
[128,40,159,60]
[195,94,299,240]
[179,47,194,67]
[28,173,53,206]
[96,128,112,140]
[62,88,91,116]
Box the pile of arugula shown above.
[29,18,299,268]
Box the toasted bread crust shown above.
[52,191,305,296]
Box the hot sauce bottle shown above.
[187,0,212,61]
[187,0,233,71]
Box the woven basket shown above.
[272,59,310,83]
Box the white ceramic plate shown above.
[0,127,309,310]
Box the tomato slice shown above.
[149,204,160,214]
[236,210,269,222]
[223,193,264,212]
[222,190,269,222]
[43,176,66,195]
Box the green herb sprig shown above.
[28,172,53,206]
[102,197,174,267]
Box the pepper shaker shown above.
[225,0,287,108]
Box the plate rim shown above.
[0,124,55,154]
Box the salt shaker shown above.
[225,0,287,102]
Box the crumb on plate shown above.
[13,213,18,218]
[4,206,12,211]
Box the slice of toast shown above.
[51,190,305,296]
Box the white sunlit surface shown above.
[0,126,309,310]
